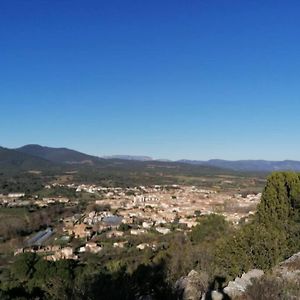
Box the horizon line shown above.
[3,143,300,163]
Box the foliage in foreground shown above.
[214,172,300,279]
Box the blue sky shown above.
[1,0,300,160]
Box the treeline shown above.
[0,173,45,195]
[0,252,175,300]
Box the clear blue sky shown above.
[1,0,300,160]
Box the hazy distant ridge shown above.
[103,155,152,161]
[179,159,300,172]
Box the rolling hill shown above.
[0,146,57,173]
[16,144,101,164]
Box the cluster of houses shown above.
[0,193,28,207]
[0,192,72,208]
[11,183,261,261]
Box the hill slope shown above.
[0,146,56,172]
[16,144,101,164]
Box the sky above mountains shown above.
[1,1,300,160]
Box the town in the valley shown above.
[0,182,261,261]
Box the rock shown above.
[211,290,224,300]
[175,270,208,300]
[273,251,300,282]
[138,295,153,300]
[224,269,264,298]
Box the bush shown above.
[244,276,300,300]
[190,214,230,244]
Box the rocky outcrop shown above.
[177,252,300,300]
[210,290,226,300]
[273,251,300,281]
[175,270,208,300]
[175,269,264,300]
[223,269,264,298]
[137,295,153,300]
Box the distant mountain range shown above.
[178,159,300,172]
[1,144,300,173]
[103,155,152,161]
